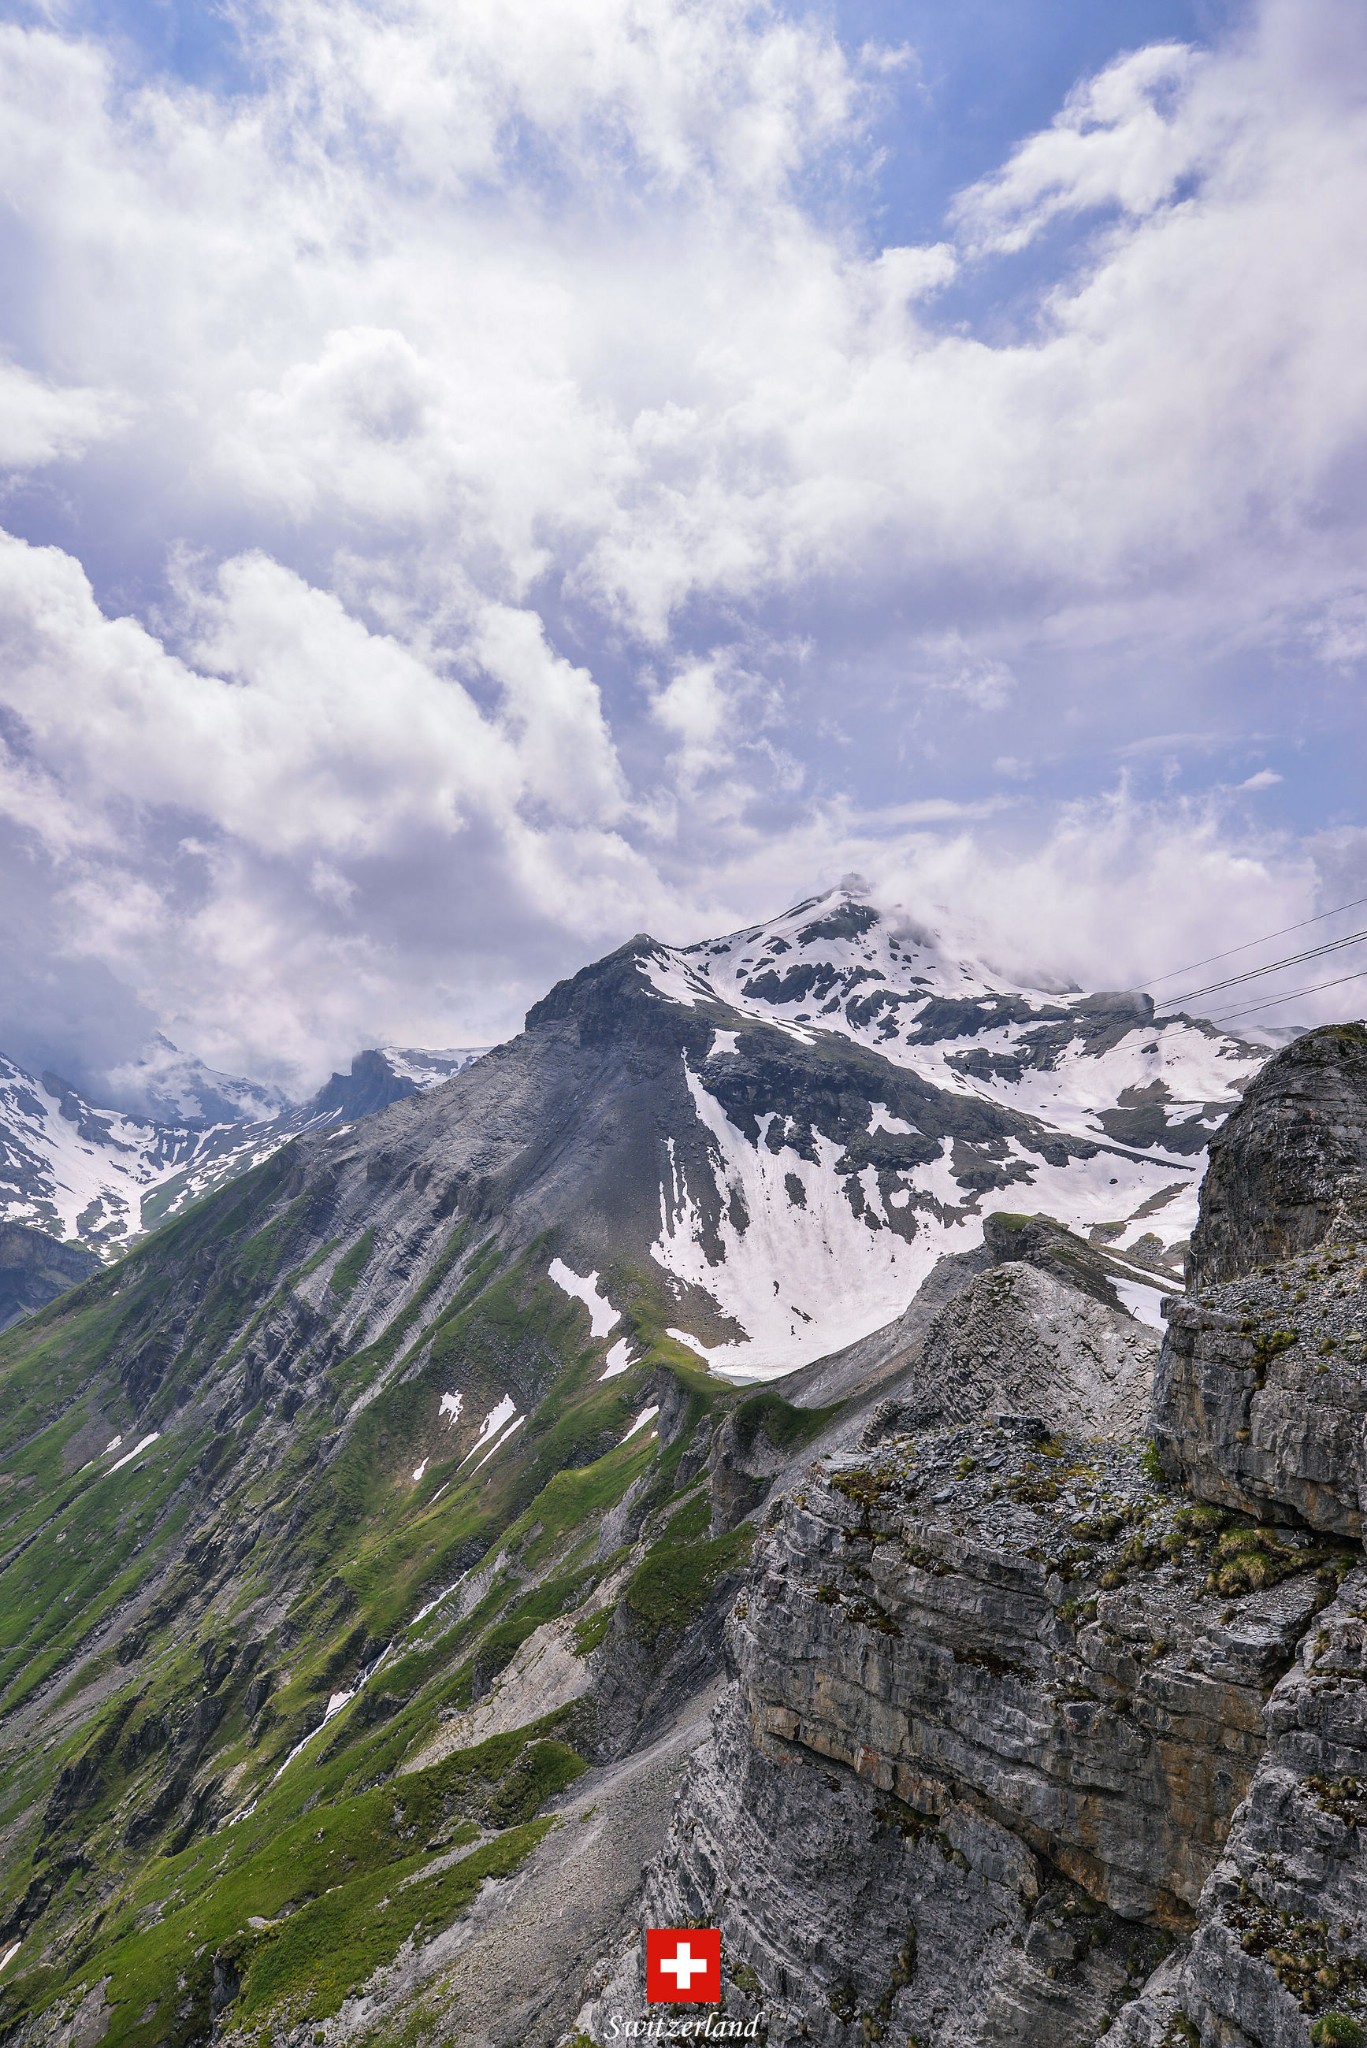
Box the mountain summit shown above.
[510,887,1265,1373]
[0,889,1285,2048]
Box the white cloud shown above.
[950,42,1206,257]
[0,0,1361,1083]
[0,359,126,471]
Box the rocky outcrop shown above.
[1103,1567,1367,2047]
[780,1210,1165,1423]
[580,1417,1347,2045]
[1153,1227,1367,1538]
[1188,1024,1367,1290]
[588,1682,1167,2048]
[894,1256,1156,1440]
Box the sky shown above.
[0,0,1364,1101]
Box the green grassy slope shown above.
[0,1146,831,2045]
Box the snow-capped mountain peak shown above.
[0,1042,490,1258]
[584,889,1272,1372]
[101,1033,296,1128]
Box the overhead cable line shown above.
[1206,965,1367,1027]
[1149,892,1367,986]
[1166,926,1367,1008]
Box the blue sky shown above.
[0,0,1362,1097]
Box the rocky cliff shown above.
[580,1023,1367,2048]
[1188,1023,1367,1289]
[0,1223,97,1332]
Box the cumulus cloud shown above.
[0,0,1362,1088]
[0,359,126,470]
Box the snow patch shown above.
[470,1413,525,1473]
[869,1102,914,1135]
[652,1062,940,1379]
[411,1458,428,1483]
[622,1404,660,1441]
[439,1391,463,1423]
[668,1327,711,1359]
[0,1942,18,1975]
[106,1432,160,1474]
[600,1336,635,1380]
[709,1030,740,1057]
[636,951,714,1009]
[1111,1275,1171,1329]
[548,1258,620,1338]
[269,1642,392,1782]
[460,1396,517,1464]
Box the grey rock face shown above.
[734,1432,1324,1926]
[1105,1568,1367,2048]
[587,1421,1347,2045]
[900,1257,1157,1440]
[582,1686,1166,2048]
[1153,1229,1367,1537]
[1188,1023,1367,1290]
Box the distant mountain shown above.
[622,885,1268,1358]
[0,889,1281,2048]
[0,1043,487,1256]
[0,1221,98,1331]
[100,1032,295,1126]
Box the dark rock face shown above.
[1188,1023,1367,1290]
[1153,1230,1367,1537]
[306,1048,419,1123]
[0,1222,98,1331]
[582,1414,1344,2045]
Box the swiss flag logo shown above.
[646,1926,722,2003]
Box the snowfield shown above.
[633,889,1265,1380]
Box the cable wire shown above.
[1206,964,1367,1026]
[1167,925,1367,1007]
[1149,892,1367,986]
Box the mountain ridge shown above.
[0,887,1320,2048]
[0,1043,486,1259]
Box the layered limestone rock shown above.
[1153,1228,1367,1538]
[900,1256,1157,1440]
[1104,1568,1367,2047]
[735,1431,1335,1926]
[579,1421,1347,2046]
[1188,1023,1367,1290]
[585,1682,1166,2048]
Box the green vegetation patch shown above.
[330,1227,376,1301]
[730,1388,840,1456]
[11,1723,583,2047]
[624,1523,755,1644]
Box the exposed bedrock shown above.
[1153,1229,1367,1537]
[586,1683,1167,2048]
[1103,1568,1367,2048]
[897,1255,1157,1441]
[734,1437,1326,1928]
[581,1420,1348,2046]
[1188,1023,1367,1291]
[1153,1024,1367,1537]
